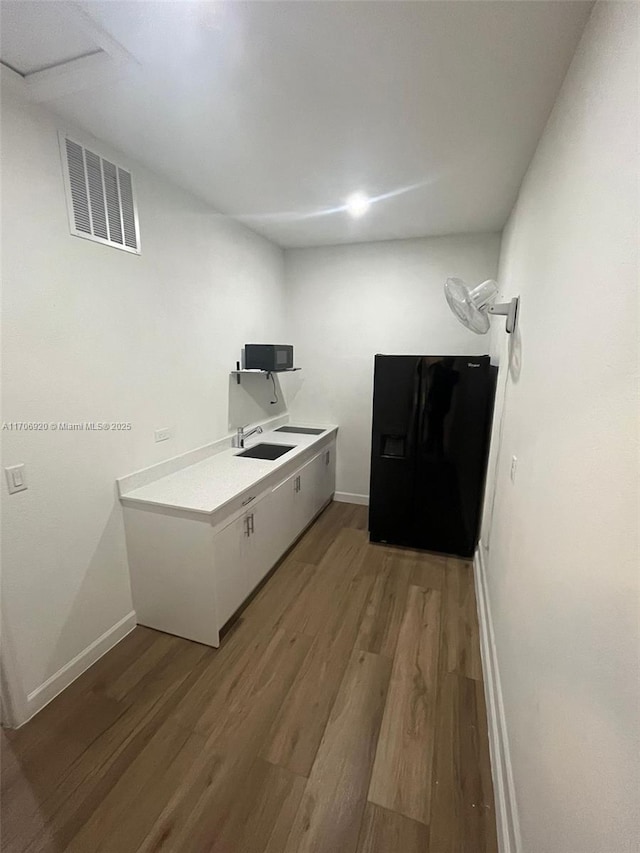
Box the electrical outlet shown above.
[510,455,518,483]
[5,464,27,494]
[154,427,171,443]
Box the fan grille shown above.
[444,277,493,335]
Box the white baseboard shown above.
[474,543,521,853]
[334,492,369,506]
[19,610,137,727]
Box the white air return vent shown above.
[59,133,140,254]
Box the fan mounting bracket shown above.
[488,297,519,334]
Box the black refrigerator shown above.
[368,354,497,558]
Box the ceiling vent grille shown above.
[59,133,140,254]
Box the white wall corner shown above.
[474,542,522,853]
[16,611,137,728]
[0,622,29,728]
[0,62,28,97]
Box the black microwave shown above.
[244,344,294,372]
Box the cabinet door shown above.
[244,489,288,593]
[261,473,297,572]
[293,453,321,532]
[300,445,335,520]
[212,512,249,627]
[318,442,336,508]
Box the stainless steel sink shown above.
[275,426,325,435]
[235,443,295,460]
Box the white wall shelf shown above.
[231,368,301,384]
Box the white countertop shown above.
[119,424,338,517]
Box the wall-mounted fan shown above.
[444,278,519,334]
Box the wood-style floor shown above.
[1,502,497,853]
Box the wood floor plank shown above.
[355,802,430,853]
[63,720,205,853]
[179,629,312,741]
[283,649,391,853]
[290,501,352,564]
[2,629,169,851]
[2,690,127,851]
[239,558,317,636]
[279,527,368,637]
[2,629,157,762]
[167,621,282,734]
[1,733,44,853]
[441,558,482,680]
[429,674,498,853]
[1,692,124,790]
[355,549,412,658]
[262,771,309,853]
[368,585,441,825]
[329,500,367,530]
[15,640,210,853]
[136,631,311,852]
[342,503,369,530]
[409,551,446,590]
[164,559,316,736]
[86,627,161,694]
[474,676,497,840]
[207,758,306,853]
[291,501,368,564]
[261,569,373,776]
[104,631,182,701]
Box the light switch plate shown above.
[510,455,518,483]
[154,427,171,443]
[5,464,27,494]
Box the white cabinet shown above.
[262,473,298,571]
[270,443,336,562]
[212,509,250,627]
[245,449,329,592]
[125,435,337,647]
[214,490,280,620]
[244,493,280,594]
[318,444,336,509]
[292,453,321,532]
[294,447,336,517]
[125,508,220,647]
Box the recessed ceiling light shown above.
[345,192,371,218]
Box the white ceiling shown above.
[0,1,102,74]
[1,1,592,248]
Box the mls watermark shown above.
[2,422,132,432]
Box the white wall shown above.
[0,83,285,721]
[284,234,501,498]
[481,3,639,852]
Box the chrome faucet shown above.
[232,424,263,449]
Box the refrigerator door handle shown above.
[407,357,423,456]
[417,357,430,445]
